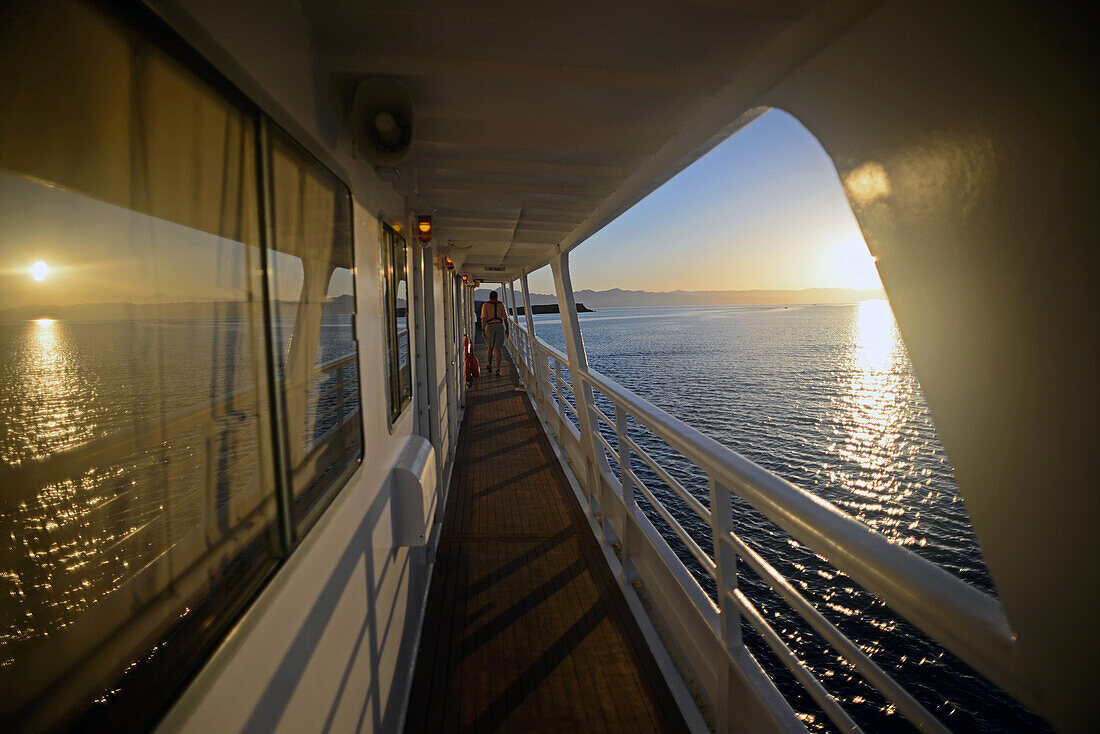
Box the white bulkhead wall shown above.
[761,1,1098,730]
[148,0,436,732]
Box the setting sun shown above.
[31,261,48,281]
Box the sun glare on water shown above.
[31,260,49,281]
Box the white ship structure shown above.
[0,0,1095,732]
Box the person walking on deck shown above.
[480,291,509,376]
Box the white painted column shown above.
[502,281,515,343]
[503,280,517,364]
[550,252,608,519]
[520,272,537,338]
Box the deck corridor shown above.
[405,342,687,734]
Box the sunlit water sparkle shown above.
[0,317,354,664]
[0,306,1049,731]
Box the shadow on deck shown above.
[405,342,688,734]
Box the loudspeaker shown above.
[350,77,413,166]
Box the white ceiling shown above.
[302,0,871,279]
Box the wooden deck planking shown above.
[405,342,687,734]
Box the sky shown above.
[0,170,344,312]
[525,109,881,296]
[1,109,878,310]
[0,171,253,310]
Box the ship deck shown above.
[405,341,688,734]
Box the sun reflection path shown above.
[851,300,896,373]
[833,300,922,543]
[25,318,91,457]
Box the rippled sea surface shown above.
[533,302,1049,733]
[0,316,354,659]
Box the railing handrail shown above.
[509,326,1026,712]
[578,361,1023,696]
[313,352,358,371]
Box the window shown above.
[0,2,278,730]
[0,1,361,730]
[381,223,412,422]
[267,129,363,530]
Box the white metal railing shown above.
[504,319,1023,733]
[304,353,361,451]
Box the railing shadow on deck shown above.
[504,319,1025,734]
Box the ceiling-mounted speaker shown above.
[351,77,413,166]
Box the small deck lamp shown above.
[416,215,432,243]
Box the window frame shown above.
[263,121,365,540]
[381,220,413,427]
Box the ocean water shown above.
[0,315,357,660]
[531,302,1049,733]
[1,304,1050,731]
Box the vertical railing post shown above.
[709,475,740,734]
[522,331,532,386]
[553,358,566,443]
[708,475,741,648]
[540,348,550,419]
[524,332,531,383]
[615,403,641,585]
[337,362,345,425]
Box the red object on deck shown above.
[465,351,480,380]
[464,335,479,384]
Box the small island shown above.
[513,302,593,315]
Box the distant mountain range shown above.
[475,287,885,309]
[474,289,558,306]
[2,287,884,323]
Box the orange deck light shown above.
[416,215,432,243]
[443,256,455,270]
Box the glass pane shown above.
[0,2,277,730]
[382,228,396,411]
[268,130,362,526]
[394,237,413,408]
[382,225,410,423]
[312,267,360,447]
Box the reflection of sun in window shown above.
[31,260,49,281]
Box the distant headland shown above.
[475,286,885,309]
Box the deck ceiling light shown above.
[443,256,455,270]
[416,215,432,243]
